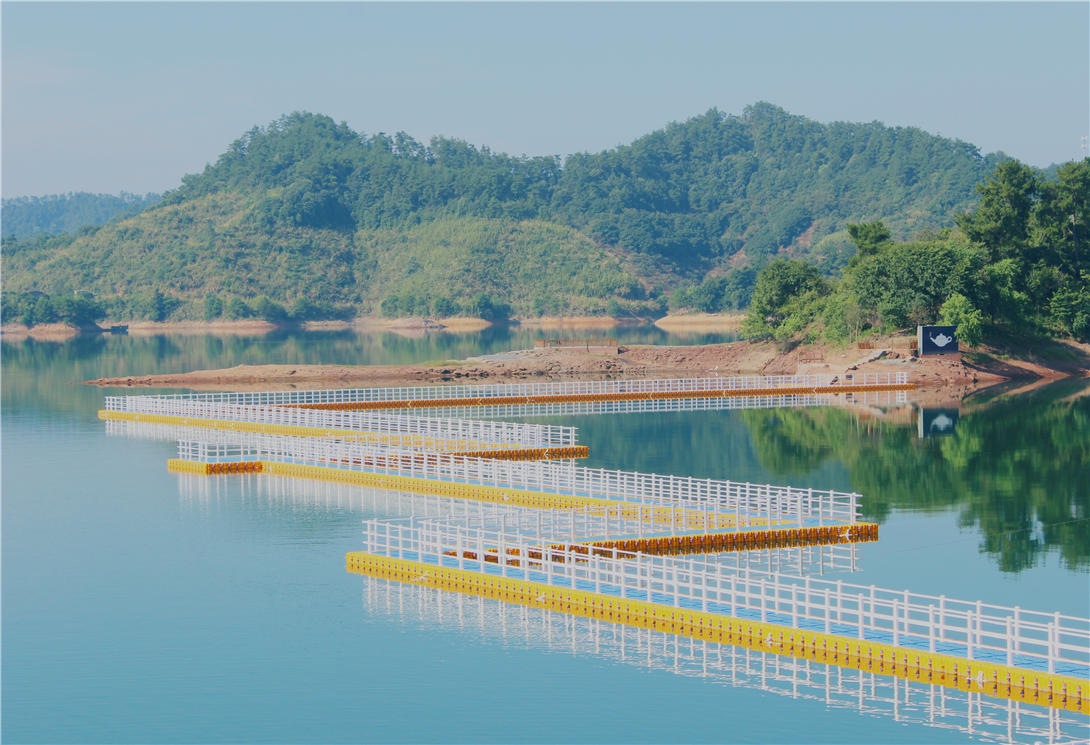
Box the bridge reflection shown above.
[360,576,1088,745]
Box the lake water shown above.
[3,329,1088,743]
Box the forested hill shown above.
[2,192,161,239]
[2,104,1009,320]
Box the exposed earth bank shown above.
[84,339,1090,403]
[4,312,745,339]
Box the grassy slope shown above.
[357,217,638,313]
[2,193,641,315]
[3,194,357,301]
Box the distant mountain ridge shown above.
[1,104,1011,319]
[2,192,161,239]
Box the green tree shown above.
[431,296,459,318]
[21,295,57,326]
[1035,159,1089,279]
[138,289,181,322]
[54,295,105,326]
[289,297,318,321]
[956,160,1039,262]
[223,297,252,319]
[464,293,509,320]
[846,221,892,259]
[842,234,986,332]
[741,259,827,340]
[203,293,224,321]
[940,292,985,346]
[252,295,288,322]
[379,296,401,318]
[1049,281,1090,341]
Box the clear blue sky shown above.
[2,2,1087,197]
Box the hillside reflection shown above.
[740,379,1090,573]
[0,325,732,420]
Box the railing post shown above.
[967,610,975,661]
[1013,606,1020,660]
[928,605,935,652]
[1050,612,1059,674]
[760,578,767,623]
[1006,617,1013,667]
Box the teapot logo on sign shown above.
[917,325,959,355]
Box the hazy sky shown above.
[3,2,1088,197]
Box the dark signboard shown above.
[918,408,959,438]
[918,325,959,355]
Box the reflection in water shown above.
[7,330,1088,744]
[177,474,863,578]
[361,577,1088,745]
[918,408,960,438]
[740,379,1090,573]
[400,390,906,421]
[1,325,736,419]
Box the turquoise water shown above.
[3,330,1088,743]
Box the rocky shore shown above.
[84,339,1090,400]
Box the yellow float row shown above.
[294,383,915,412]
[347,552,1088,715]
[101,410,586,460]
[170,457,662,511]
[167,458,871,552]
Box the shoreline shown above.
[654,312,745,333]
[2,312,744,340]
[83,338,1090,403]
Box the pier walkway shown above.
[165,433,868,541]
[99,374,1089,715]
[125,372,911,411]
[365,578,1089,744]
[101,397,584,459]
[348,519,1090,714]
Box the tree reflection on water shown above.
[741,379,1090,572]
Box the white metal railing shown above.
[104,397,577,449]
[360,519,1090,677]
[171,472,861,577]
[174,432,861,525]
[115,373,910,408]
[112,419,572,458]
[423,506,862,577]
[436,503,851,542]
[401,393,839,419]
[366,579,1090,744]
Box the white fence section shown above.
[437,503,856,542]
[400,393,839,419]
[366,579,1089,745]
[172,472,861,578]
[104,396,577,448]
[174,432,861,526]
[360,519,1090,678]
[112,372,910,407]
